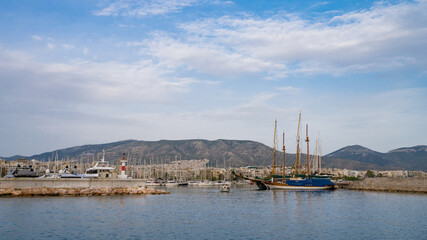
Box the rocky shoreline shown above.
[0,186,170,197]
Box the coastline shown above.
[337,177,427,193]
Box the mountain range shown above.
[1,140,426,171]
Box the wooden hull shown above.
[266,182,335,190]
[232,172,335,191]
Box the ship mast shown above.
[294,112,301,176]
[272,119,277,179]
[282,130,286,183]
[306,124,310,179]
[319,138,322,174]
[314,132,320,174]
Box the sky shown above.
[0,0,426,157]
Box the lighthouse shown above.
[118,153,128,179]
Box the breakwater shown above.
[342,177,427,193]
[0,178,147,189]
[0,179,169,197]
[0,186,169,197]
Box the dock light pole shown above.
[306,124,310,179]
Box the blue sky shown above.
[0,0,426,156]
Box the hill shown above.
[1,140,425,170]
[1,139,296,168]
[323,145,427,171]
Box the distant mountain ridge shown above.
[1,140,426,171]
[323,145,427,171]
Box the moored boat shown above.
[233,113,335,190]
[79,150,116,178]
[146,178,166,186]
[220,183,230,192]
[4,165,38,178]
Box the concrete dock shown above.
[337,177,427,193]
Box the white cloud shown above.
[276,86,301,93]
[310,2,330,8]
[146,35,288,78]
[47,43,55,50]
[167,0,427,77]
[61,44,75,50]
[31,35,42,41]
[0,48,198,107]
[94,0,198,17]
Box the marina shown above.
[1,0,426,239]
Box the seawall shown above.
[343,177,427,193]
[0,179,170,197]
[0,178,147,189]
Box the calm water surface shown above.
[0,186,426,239]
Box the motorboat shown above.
[220,183,231,192]
[80,150,116,178]
[166,180,179,187]
[4,165,38,178]
[146,178,166,186]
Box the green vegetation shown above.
[343,176,361,181]
[366,170,375,178]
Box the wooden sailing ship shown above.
[233,112,335,190]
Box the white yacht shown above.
[146,178,166,186]
[81,150,116,178]
[166,180,179,187]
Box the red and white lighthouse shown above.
[118,152,128,179]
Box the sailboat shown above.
[233,113,335,190]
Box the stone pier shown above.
[0,179,169,197]
[342,177,427,193]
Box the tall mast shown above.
[282,130,286,183]
[294,112,301,176]
[272,119,277,178]
[319,138,322,174]
[306,124,310,179]
[101,149,105,163]
[313,134,318,174]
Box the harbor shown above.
[1,186,425,240]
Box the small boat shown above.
[60,166,81,178]
[177,181,189,186]
[220,183,230,192]
[60,171,81,178]
[4,165,38,178]
[166,180,179,187]
[146,178,166,186]
[187,181,198,186]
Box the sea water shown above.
[0,186,425,239]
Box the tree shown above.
[366,170,375,178]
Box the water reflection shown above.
[0,187,425,240]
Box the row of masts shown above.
[272,112,322,180]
